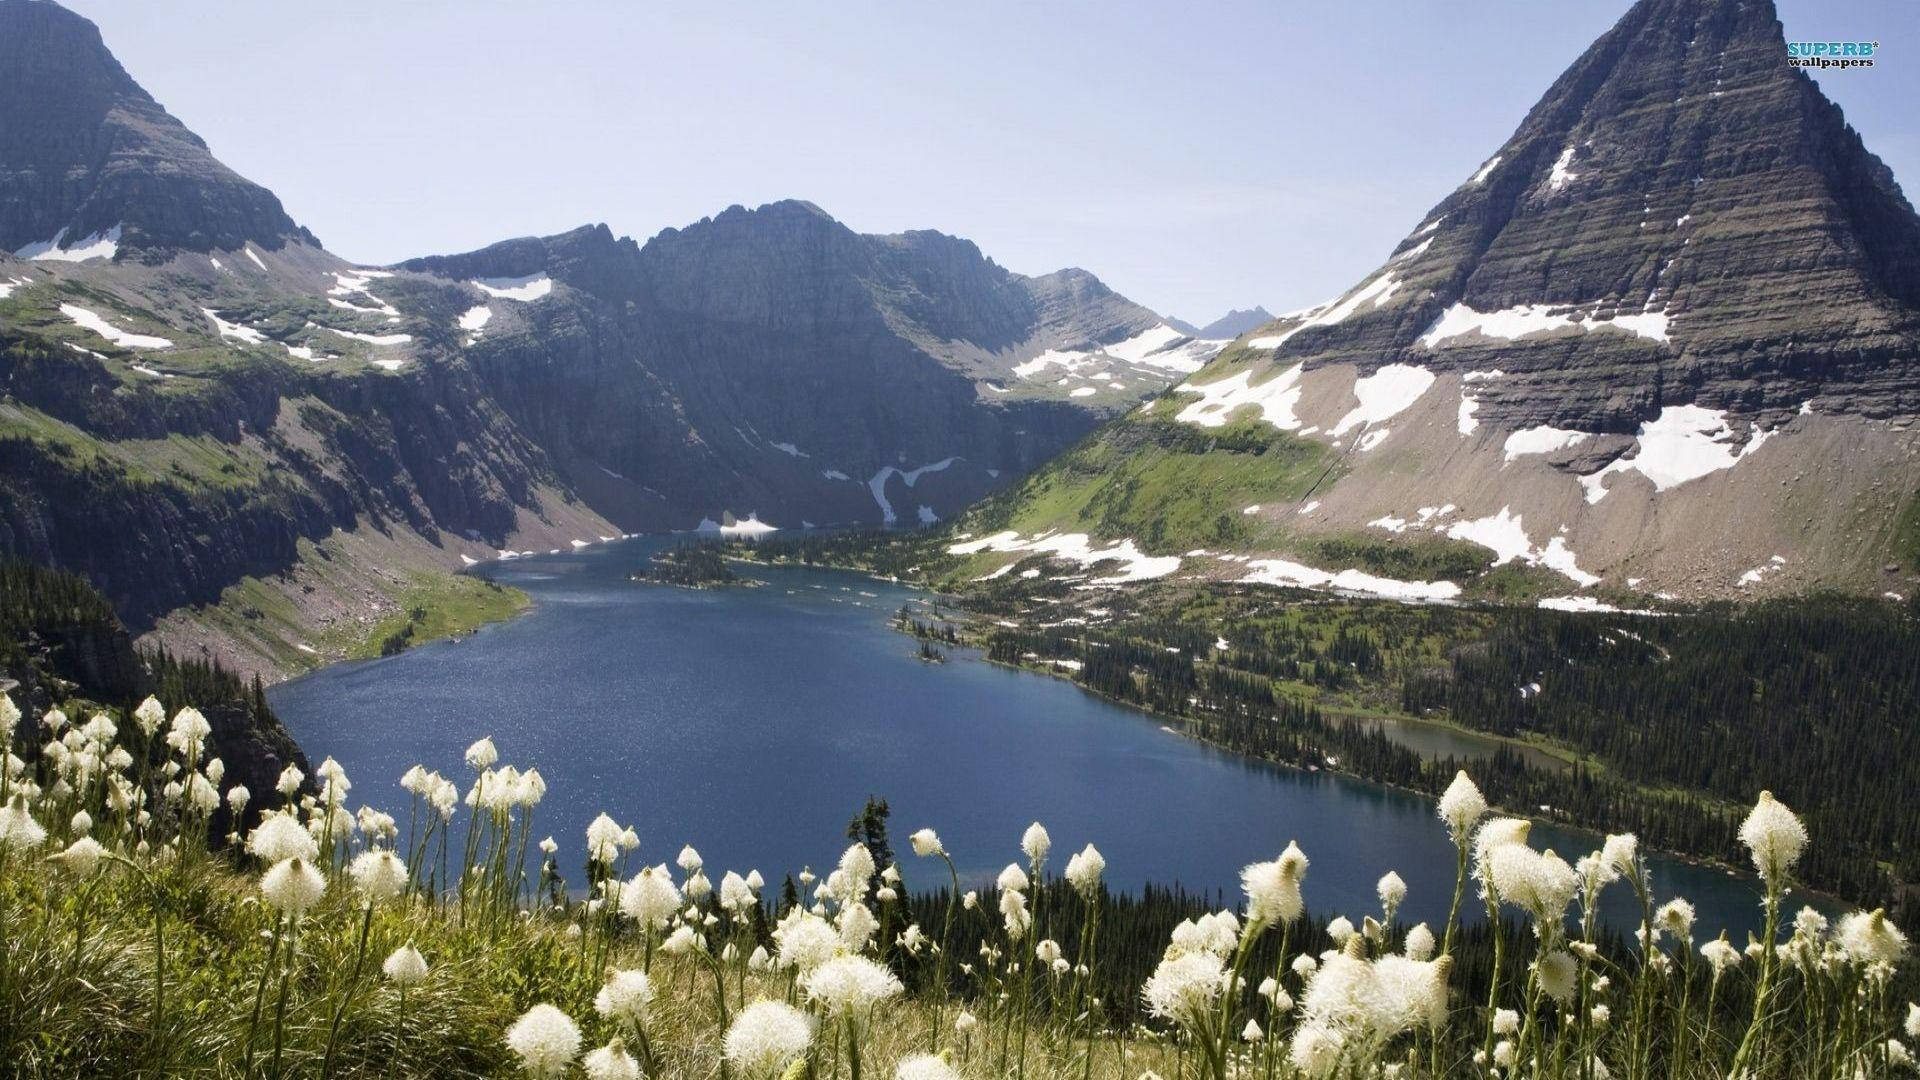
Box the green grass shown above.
[335,573,532,661]
[964,416,1342,557]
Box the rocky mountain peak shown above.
[0,0,316,259]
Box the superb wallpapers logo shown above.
[1786,40,1879,69]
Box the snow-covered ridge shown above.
[15,224,121,263]
[472,274,553,302]
[1420,302,1670,348]
[697,514,778,538]
[1246,271,1401,352]
[61,304,172,350]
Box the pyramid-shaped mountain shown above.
[0,0,316,258]
[956,0,1920,602]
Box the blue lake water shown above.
[271,537,1799,940]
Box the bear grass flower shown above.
[723,1000,813,1077]
[1021,821,1052,867]
[382,943,428,986]
[504,1003,580,1078]
[347,849,407,902]
[260,857,327,916]
[1065,842,1106,898]
[1437,770,1487,839]
[804,954,903,1018]
[246,812,318,865]
[774,910,841,973]
[594,969,654,1028]
[1738,791,1807,886]
[46,835,105,877]
[909,827,945,857]
[581,1039,639,1080]
[1143,950,1227,1028]
[1837,909,1908,967]
[0,799,46,850]
[1701,935,1741,978]
[618,865,681,930]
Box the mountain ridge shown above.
[948,0,1920,605]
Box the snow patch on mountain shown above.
[1579,405,1774,503]
[1239,557,1462,602]
[16,224,121,262]
[202,309,265,344]
[869,457,958,524]
[949,530,1181,584]
[1172,364,1306,430]
[1330,364,1435,436]
[1445,506,1601,586]
[472,274,553,301]
[61,304,171,349]
[1503,425,1590,461]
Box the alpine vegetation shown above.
[0,689,1912,1078]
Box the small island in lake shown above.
[631,543,761,589]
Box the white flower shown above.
[1535,949,1577,1003]
[1493,1008,1520,1035]
[1021,822,1052,867]
[348,849,408,902]
[504,1003,580,1079]
[996,862,1029,893]
[1907,1001,1920,1039]
[1372,953,1452,1030]
[1326,917,1355,946]
[1655,898,1696,943]
[618,865,681,930]
[723,1000,813,1076]
[954,1010,977,1034]
[774,910,841,973]
[1404,922,1436,961]
[464,737,498,769]
[1489,844,1577,925]
[895,1053,962,1080]
[589,970,654,1034]
[1142,951,1226,1028]
[247,812,319,865]
[261,857,327,916]
[677,844,703,872]
[1065,843,1105,899]
[837,901,879,949]
[720,871,757,914]
[1837,909,1908,967]
[804,955,903,1018]
[47,836,106,878]
[383,943,428,986]
[165,707,211,758]
[585,813,624,865]
[226,785,250,813]
[661,925,703,955]
[275,764,303,797]
[1437,770,1487,838]
[1738,791,1806,886]
[1701,935,1741,977]
[132,696,165,737]
[1377,871,1408,912]
[1242,843,1307,927]
[909,828,945,857]
[1289,1023,1345,1078]
[836,843,875,899]
[581,1039,639,1080]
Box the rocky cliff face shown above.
[958,0,1920,603]
[0,2,1214,676]
[0,0,316,258]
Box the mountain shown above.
[0,0,315,258]
[952,0,1920,604]
[1186,307,1275,340]
[0,0,1219,677]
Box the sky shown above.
[63,0,1919,323]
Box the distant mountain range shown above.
[952,0,1920,606]
[0,0,1223,676]
[1168,307,1275,340]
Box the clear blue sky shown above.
[64,0,1917,323]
